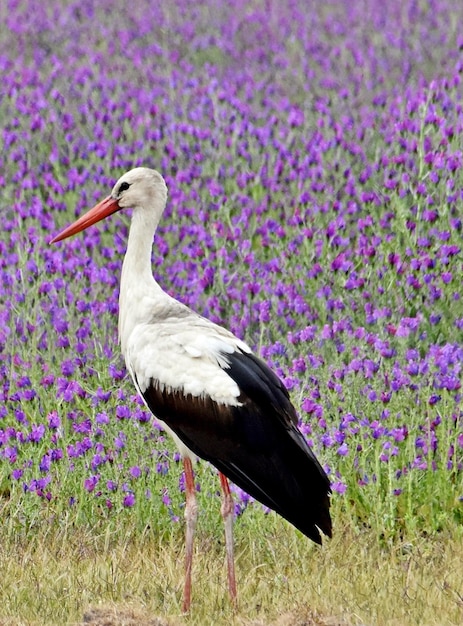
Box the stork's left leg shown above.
[219,471,237,606]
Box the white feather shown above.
[125,317,247,405]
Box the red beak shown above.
[51,196,120,243]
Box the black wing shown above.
[139,349,332,544]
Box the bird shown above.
[51,167,332,612]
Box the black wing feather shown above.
[139,349,332,543]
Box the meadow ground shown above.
[0,515,462,625]
[1,1,463,624]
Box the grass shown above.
[0,503,461,626]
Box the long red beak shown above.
[51,196,120,243]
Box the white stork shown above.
[51,167,332,612]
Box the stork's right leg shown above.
[182,456,198,613]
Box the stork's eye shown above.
[119,182,130,193]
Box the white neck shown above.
[118,207,166,352]
[123,208,159,286]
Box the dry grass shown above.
[0,513,462,626]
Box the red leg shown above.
[219,472,237,607]
[182,456,198,613]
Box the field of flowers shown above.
[1,0,463,623]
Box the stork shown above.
[51,167,332,612]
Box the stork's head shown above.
[111,167,167,211]
[51,167,168,243]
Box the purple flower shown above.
[115,405,131,420]
[61,360,75,377]
[39,454,51,472]
[47,412,61,429]
[114,432,126,450]
[15,410,27,425]
[162,488,171,507]
[73,419,92,434]
[123,493,135,507]
[84,475,100,493]
[29,424,46,443]
[331,481,347,495]
[3,446,17,463]
[96,412,110,425]
[91,454,104,470]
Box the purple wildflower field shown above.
[1,0,463,539]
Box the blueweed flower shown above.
[123,493,135,507]
[114,432,127,450]
[130,465,142,479]
[84,475,100,493]
[91,454,105,470]
[331,481,347,494]
[73,419,92,434]
[47,412,61,429]
[61,360,75,377]
[115,405,131,420]
[93,388,111,404]
[15,410,27,425]
[29,424,46,443]
[95,412,110,425]
[161,487,171,507]
[109,364,126,381]
[39,453,51,472]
